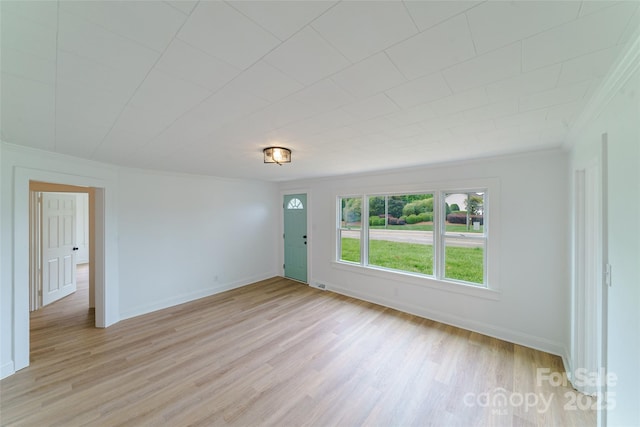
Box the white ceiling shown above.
[1,1,638,181]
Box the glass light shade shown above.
[263,147,291,165]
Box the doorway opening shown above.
[29,181,96,319]
[10,168,109,375]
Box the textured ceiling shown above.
[1,1,638,181]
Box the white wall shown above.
[117,168,279,319]
[279,149,570,357]
[570,62,639,427]
[0,142,279,379]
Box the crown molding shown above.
[564,32,640,150]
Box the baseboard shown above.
[119,271,278,321]
[560,348,600,395]
[1,361,15,379]
[562,349,574,378]
[326,281,566,357]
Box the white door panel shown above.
[42,193,77,306]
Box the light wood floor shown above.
[1,266,595,426]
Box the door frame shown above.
[11,167,113,374]
[29,182,95,311]
[572,161,604,393]
[280,189,311,285]
[570,135,609,426]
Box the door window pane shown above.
[287,198,303,209]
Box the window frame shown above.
[335,179,499,296]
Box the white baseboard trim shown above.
[559,349,600,395]
[326,281,566,357]
[1,361,15,379]
[563,350,574,378]
[119,271,278,321]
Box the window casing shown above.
[337,189,489,288]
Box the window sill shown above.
[331,261,501,301]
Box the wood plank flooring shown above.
[1,266,595,426]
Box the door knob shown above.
[303,235,307,238]
[72,247,79,251]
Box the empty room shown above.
[1,1,638,426]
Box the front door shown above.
[284,194,307,283]
[41,193,77,306]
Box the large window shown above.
[338,189,488,287]
[367,194,434,276]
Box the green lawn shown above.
[340,238,483,284]
[341,236,361,263]
[444,245,484,283]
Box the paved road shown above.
[342,229,483,248]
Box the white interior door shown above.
[42,193,77,306]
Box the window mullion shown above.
[362,195,369,267]
[336,197,343,261]
[434,191,443,280]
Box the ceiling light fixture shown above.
[263,147,291,166]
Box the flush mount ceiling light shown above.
[263,147,291,166]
